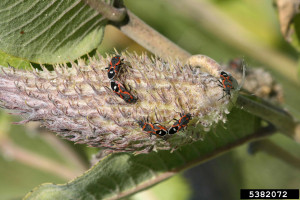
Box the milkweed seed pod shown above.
[0,52,240,154]
[186,54,242,100]
[221,58,284,104]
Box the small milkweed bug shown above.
[218,71,234,100]
[228,58,243,71]
[105,55,123,79]
[137,118,168,137]
[110,80,137,103]
[168,113,192,134]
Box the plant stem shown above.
[82,0,191,61]
[116,11,191,62]
[40,131,89,171]
[25,122,89,171]
[250,139,300,169]
[0,138,81,180]
[83,0,127,22]
[236,94,300,142]
[82,0,191,62]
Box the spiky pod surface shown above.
[0,52,238,154]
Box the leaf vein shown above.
[51,12,103,53]
[0,0,24,14]
[0,0,40,25]
[22,0,82,47]
[0,1,60,40]
[38,2,88,52]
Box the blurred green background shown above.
[0,0,299,199]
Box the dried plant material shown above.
[0,52,238,154]
[222,58,284,104]
[275,0,300,41]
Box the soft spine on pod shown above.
[0,52,238,154]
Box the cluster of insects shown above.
[137,113,192,137]
[106,55,235,137]
[105,56,137,103]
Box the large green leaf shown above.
[0,0,109,65]
[24,107,262,200]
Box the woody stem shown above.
[114,11,191,62]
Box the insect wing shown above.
[110,56,121,66]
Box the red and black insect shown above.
[218,71,234,100]
[137,118,168,137]
[105,55,123,79]
[168,113,192,135]
[229,58,243,71]
[110,80,137,103]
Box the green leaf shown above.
[24,107,261,200]
[144,174,191,200]
[0,0,109,65]
[289,14,300,52]
[0,49,31,69]
[129,174,191,200]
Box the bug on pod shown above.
[137,118,168,137]
[105,55,123,80]
[110,80,137,103]
[168,113,192,134]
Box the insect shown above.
[168,113,192,134]
[137,118,168,137]
[228,58,243,71]
[218,71,234,100]
[105,55,123,79]
[110,80,137,103]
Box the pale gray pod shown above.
[0,52,238,154]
